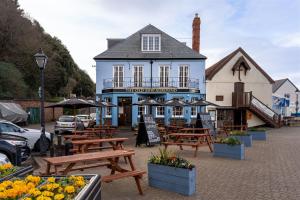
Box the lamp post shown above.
[296,90,299,116]
[34,48,48,156]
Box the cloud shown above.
[18,0,300,88]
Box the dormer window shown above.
[141,34,161,52]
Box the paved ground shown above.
[30,125,300,200]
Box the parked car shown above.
[0,119,51,151]
[76,115,94,128]
[54,115,84,134]
[0,133,31,165]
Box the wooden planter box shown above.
[213,143,245,160]
[0,165,33,182]
[248,131,267,140]
[148,163,196,196]
[232,135,252,147]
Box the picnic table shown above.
[43,150,146,195]
[63,135,89,141]
[166,125,184,134]
[86,127,117,138]
[71,137,128,153]
[163,130,213,157]
[181,128,212,134]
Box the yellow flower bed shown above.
[0,175,87,200]
[0,163,16,178]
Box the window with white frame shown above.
[172,106,183,117]
[104,97,112,117]
[138,97,146,116]
[160,65,169,87]
[191,97,198,117]
[179,65,189,88]
[141,34,161,51]
[156,97,165,117]
[133,65,143,87]
[113,65,124,87]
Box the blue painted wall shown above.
[95,59,206,126]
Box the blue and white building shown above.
[94,16,206,127]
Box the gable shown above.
[206,47,274,84]
[94,24,206,60]
[273,79,299,94]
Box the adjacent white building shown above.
[272,78,299,116]
[205,47,280,128]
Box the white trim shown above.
[113,65,124,88]
[132,65,143,87]
[178,64,189,88]
[141,34,161,52]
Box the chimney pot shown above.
[192,13,201,53]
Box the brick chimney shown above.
[192,13,201,53]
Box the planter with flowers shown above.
[230,130,252,147]
[213,137,245,160]
[0,174,101,200]
[148,149,196,196]
[247,127,267,140]
[0,163,33,182]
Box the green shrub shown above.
[149,149,194,169]
[230,130,250,136]
[218,137,241,146]
[248,127,267,131]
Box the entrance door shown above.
[118,97,132,126]
[234,109,247,126]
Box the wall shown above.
[206,51,273,107]
[96,59,206,94]
[12,99,63,122]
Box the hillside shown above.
[0,0,95,99]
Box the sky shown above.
[18,0,300,88]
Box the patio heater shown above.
[34,48,48,156]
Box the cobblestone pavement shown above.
[32,126,300,200]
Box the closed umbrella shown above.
[195,113,203,129]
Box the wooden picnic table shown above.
[63,135,89,141]
[181,128,212,134]
[43,150,146,195]
[166,125,184,134]
[163,132,213,157]
[71,137,128,153]
[86,127,117,137]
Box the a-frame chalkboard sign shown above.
[136,114,160,146]
[198,112,216,136]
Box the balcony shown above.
[103,77,200,89]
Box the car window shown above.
[77,116,88,120]
[0,123,19,132]
[59,116,74,122]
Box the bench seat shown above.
[102,170,146,182]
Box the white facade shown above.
[273,79,299,116]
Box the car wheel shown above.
[34,138,50,152]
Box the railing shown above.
[232,91,280,125]
[103,77,200,89]
[250,95,280,122]
[232,92,252,107]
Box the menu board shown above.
[143,114,161,145]
[199,112,216,136]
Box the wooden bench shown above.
[163,132,213,157]
[43,150,145,195]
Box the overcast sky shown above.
[18,0,300,88]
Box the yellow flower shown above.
[64,185,75,194]
[0,192,7,199]
[58,187,63,193]
[27,182,35,190]
[47,177,56,183]
[0,187,5,192]
[26,175,41,185]
[42,191,54,197]
[54,193,65,200]
[36,195,52,200]
[28,188,41,197]
[75,180,85,187]
[2,163,13,170]
[22,198,32,200]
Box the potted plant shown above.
[0,163,33,182]
[148,149,196,196]
[213,137,245,160]
[230,130,252,147]
[0,174,101,200]
[247,127,267,140]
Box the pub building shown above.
[94,14,207,127]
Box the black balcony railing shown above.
[103,77,200,89]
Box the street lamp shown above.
[34,48,48,155]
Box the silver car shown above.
[0,119,51,151]
[54,115,84,134]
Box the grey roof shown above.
[94,24,206,60]
[272,78,299,93]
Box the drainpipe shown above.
[150,60,153,88]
